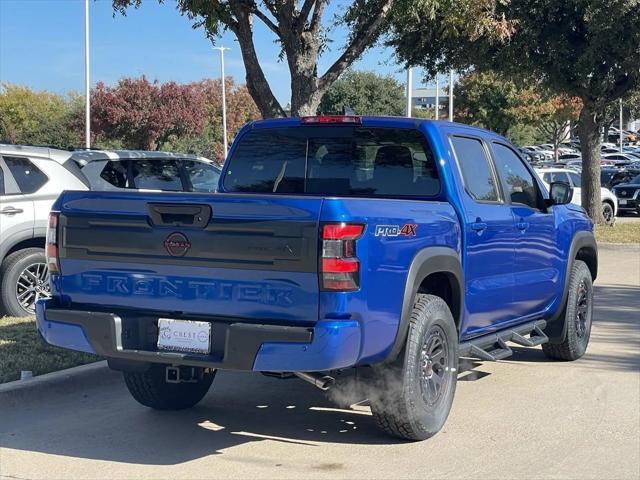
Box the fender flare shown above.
[384,246,464,363]
[544,230,598,343]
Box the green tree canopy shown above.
[389,0,640,223]
[318,70,405,116]
[0,84,83,148]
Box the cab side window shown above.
[492,143,541,209]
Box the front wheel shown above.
[123,364,215,410]
[370,294,458,441]
[542,260,593,361]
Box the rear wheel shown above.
[602,202,615,225]
[542,260,593,361]
[123,364,215,410]
[0,248,50,317]
[370,294,458,441]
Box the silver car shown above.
[0,145,89,316]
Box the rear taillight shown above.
[320,223,364,291]
[46,212,60,274]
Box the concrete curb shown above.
[0,360,108,394]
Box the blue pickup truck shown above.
[36,116,597,440]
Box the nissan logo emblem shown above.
[164,232,191,257]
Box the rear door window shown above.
[130,159,182,191]
[182,160,220,192]
[2,156,48,194]
[450,136,499,202]
[223,127,440,197]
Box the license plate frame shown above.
[157,318,211,354]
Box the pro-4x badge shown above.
[375,224,418,237]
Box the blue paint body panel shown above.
[38,117,594,372]
[36,301,95,354]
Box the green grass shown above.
[595,222,640,244]
[0,316,99,384]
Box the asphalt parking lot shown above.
[0,245,638,480]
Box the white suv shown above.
[0,145,89,316]
[1,146,222,316]
[535,167,618,225]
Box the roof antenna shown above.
[342,105,356,115]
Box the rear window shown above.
[223,127,440,197]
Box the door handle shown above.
[516,221,530,232]
[470,221,488,233]
[0,207,24,215]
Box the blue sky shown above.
[0,0,434,106]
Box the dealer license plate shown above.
[157,318,211,354]
[619,199,627,205]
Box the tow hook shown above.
[294,372,335,391]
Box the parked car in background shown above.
[0,146,221,317]
[519,147,543,163]
[602,153,637,166]
[71,150,221,193]
[523,145,554,161]
[564,159,582,171]
[559,153,582,161]
[536,167,617,224]
[611,174,640,215]
[0,145,89,316]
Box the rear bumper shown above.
[35,300,361,372]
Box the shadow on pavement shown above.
[0,369,408,466]
[0,285,636,466]
[506,284,640,372]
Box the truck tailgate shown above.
[56,191,322,323]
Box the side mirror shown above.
[547,181,573,206]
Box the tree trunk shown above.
[577,101,604,224]
[229,6,286,119]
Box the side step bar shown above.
[459,320,548,362]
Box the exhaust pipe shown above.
[294,372,335,391]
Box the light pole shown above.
[405,66,413,117]
[448,70,454,122]
[619,98,624,153]
[434,74,439,120]
[214,46,230,158]
[84,0,90,149]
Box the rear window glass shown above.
[223,127,440,197]
[2,156,48,194]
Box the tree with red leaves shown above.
[91,76,206,150]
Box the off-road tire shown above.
[123,364,215,410]
[370,294,458,441]
[542,260,593,361]
[0,248,48,317]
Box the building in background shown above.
[411,88,449,117]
